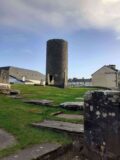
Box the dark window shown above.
[50,75,53,82]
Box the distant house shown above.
[0,66,45,84]
[68,78,92,87]
[92,65,119,89]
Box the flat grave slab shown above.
[56,114,84,120]
[0,129,16,150]
[32,120,84,134]
[60,102,84,111]
[23,99,53,106]
[1,143,61,160]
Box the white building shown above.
[92,65,119,89]
[68,78,92,87]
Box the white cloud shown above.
[102,0,120,4]
[0,0,120,34]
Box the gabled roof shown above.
[92,65,119,76]
[0,66,45,81]
[107,65,118,72]
[0,66,43,74]
[0,66,10,70]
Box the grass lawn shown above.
[0,85,95,158]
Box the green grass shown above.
[0,85,95,158]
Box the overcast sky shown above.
[0,0,120,78]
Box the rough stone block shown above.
[0,83,11,90]
[84,90,120,160]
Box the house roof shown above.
[107,65,118,72]
[0,66,45,81]
[92,65,119,76]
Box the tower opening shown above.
[49,75,53,83]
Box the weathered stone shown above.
[60,102,84,111]
[55,146,84,160]
[0,129,16,150]
[0,83,11,94]
[56,114,84,120]
[23,99,53,106]
[0,90,10,95]
[0,83,11,90]
[84,90,120,160]
[32,120,84,135]
[1,143,61,160]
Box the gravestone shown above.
[84,90,120,160]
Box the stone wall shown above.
[0,68,9,83]
[84,90,120,160]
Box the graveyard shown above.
[0,38,119,159]
[0,84,95,159]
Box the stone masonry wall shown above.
[84,90,120,160]
[0,68,9,83]
[46,39,68,88]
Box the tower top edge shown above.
[47,39,68,43]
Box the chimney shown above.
[109,64,116,70]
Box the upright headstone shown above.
[84,90,120,160]
[46,39,68,88]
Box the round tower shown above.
[46,39,68,88]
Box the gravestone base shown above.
[84,145,118,160]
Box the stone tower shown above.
[46,39,68,88]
